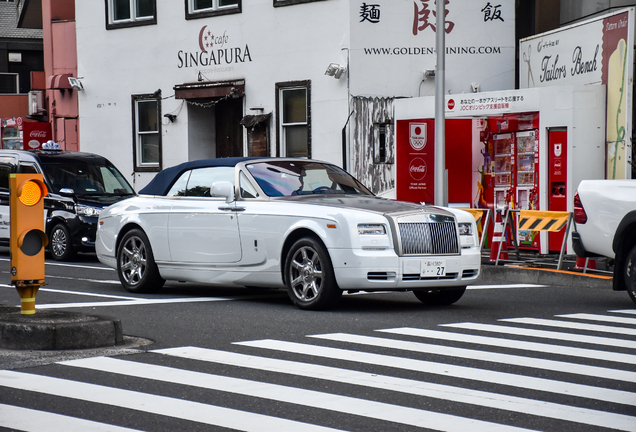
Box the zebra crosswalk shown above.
[1,309,635,432]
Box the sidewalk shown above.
[479,251,613,290]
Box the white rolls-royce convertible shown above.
[96,158,481,310]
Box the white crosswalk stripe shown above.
[440,321,636,349]
[0,403,144,432]
[377,327,636,363]
[501,317,636,335]
[0,310,634,432]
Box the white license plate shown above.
[420,259,446,277]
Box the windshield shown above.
[42,161,135,196]
[246,161,373,197]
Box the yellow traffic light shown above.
[10,174,49,314]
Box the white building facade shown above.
[75,0,515,192]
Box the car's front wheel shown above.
[413,287,466,305]
[623,244,636,304]
[117,228,165,293]
[49,223,75,261]
[285,237,342,310]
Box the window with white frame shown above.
[277,81,310,158]
[133,94,161,172]
[185,0,240,19]
[106,0,156,29]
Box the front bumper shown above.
[329,247,481,290]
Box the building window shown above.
[277,81,311,158]
[106,0,156,29]
[0,74,19,94]
[132,93,161,172]
[185,0,241,19]
[373,123,393,164]
[274,0,326,8]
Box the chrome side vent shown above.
[367,272,396,281]
[398,222,459,255]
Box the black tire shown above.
[623,245,636,304]
[49,223,75,261]
[284,237,342,310]
[413,287,466,305]
[117,229,165,293]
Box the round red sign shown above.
[447,99,455,110]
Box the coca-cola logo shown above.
[409,158,427,181]
[447,99,455,110]
[30,130,47,138]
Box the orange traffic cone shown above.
[575,257,596,271]
[490,210,509,262]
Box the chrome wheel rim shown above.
[289,246,323,301]
[51,228,67,257]
[120,236,147,286]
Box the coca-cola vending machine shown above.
[1,117,50,150]
[488,113,540,250]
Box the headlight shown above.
[76,204,102,217]
[358,224,387,235]
[458,222,473,236]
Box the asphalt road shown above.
[0,251,635,432]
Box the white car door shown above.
[167,167,242,264]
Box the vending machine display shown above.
[1,118,22,149]
[515,130,539,249]
[491,126,540,250]
[493,133,514,209]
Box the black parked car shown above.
[0,149,135,260]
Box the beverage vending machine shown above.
[489,114,540,250]
[1,117,50,150]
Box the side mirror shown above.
[59,188,75,196]
[210,181,235,203]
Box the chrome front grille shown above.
[398,222,459,255]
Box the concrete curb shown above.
[480,264,613,290]
[0,307,123,350]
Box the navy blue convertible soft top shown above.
[138,157,266,196]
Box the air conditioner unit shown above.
[28,90,45,115]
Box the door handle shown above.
[219,206,246,212]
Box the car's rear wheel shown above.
[413,287,466,305]
[117,228,165,293]
[50,223,75,261]
[623,245,636,304]
[285,237,342,310]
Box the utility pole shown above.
[434,0,448,206]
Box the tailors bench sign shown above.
[520,8,635,180]
[177,26,252,72]
[519,8,633,88]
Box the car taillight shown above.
[573,191,587,224]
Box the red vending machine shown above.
[1,117,50,150]
[488,114,540,250]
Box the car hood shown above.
[274,195,453,216]
[74,194,136,207]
